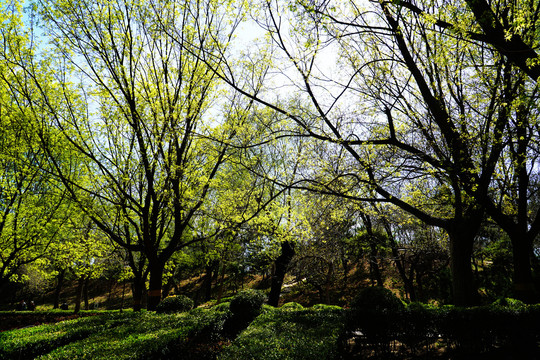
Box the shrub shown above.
[220,307,345,360]
[347,287,404,351]
[492,297,526,308]
[281,302,304,311]
[312,304,342,311]
[350,286,404,313]
[212,301,231,313]
[155,295,194,314]
[229,289,266,319]
[224,290,266,338]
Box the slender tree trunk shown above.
[83,277,90,310]
[147,261,165,311]
[74,276,85,314]
[324,262,333,304]
[203,260,218,302]
[53,269,65,309]
[120,280,126,312]
[268,241,295,307]
[368,242,383,286]
[216,262,227,304]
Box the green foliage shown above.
[229,289,267,319]
[0,313,117,359]
[492,297,526,308]
[220,307,345,360]
[351,286,404,313]
[155,295,194,314]
[280,302,304,310]
[212,301,231,313]
[343,303,540,357]
[0,309,231,360]
[312,304,342,311]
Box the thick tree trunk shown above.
[268,241,295,307]
[510,231,536,303]
[53,269,65,309]
[147,262,165,311]
[132,275,146,312]
[448,229,476,306]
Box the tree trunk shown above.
[203,260,218,302]
[74,275,85,314]
[83,277,90,310]
[120,280,126,312]
[324,262,334,304]
[368,241,383,286]
[268,241,295,307]
[147,261,165,311]
[510,230,536,303]
[132,275,145,312]
[53,269,65,309]
[216,263,227,304]
[448,229,476,306]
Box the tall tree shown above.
[0,2,70,289]
[2,0,255,310]
[195,0,532,304]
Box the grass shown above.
[0,308,230,360]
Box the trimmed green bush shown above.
[229,289,266,319]
[350,286,404,313]
[492,297,526,308]
[280,302,304,311]
[220,307,345,360]
[312,304,342,311]
[223,289,266,338]
[155,295,194,314]
[347,286,405,351]
[212,301,231,313]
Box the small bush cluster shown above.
[155,295,194,314]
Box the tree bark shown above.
[74,275,85,314]
[53,269,65,309]
[83,277,90,310]
[509,230,536,303]
[203,260,218,302]
[268,241,295,307]
[147,261,165,311]
[132,275,146,312]
[448,228,476,306]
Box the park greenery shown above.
[1,0,540,355]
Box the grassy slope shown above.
[0,305,345,360]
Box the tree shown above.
[4,0,255,310]
[0,3,71,290]
[193,0,496,305]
